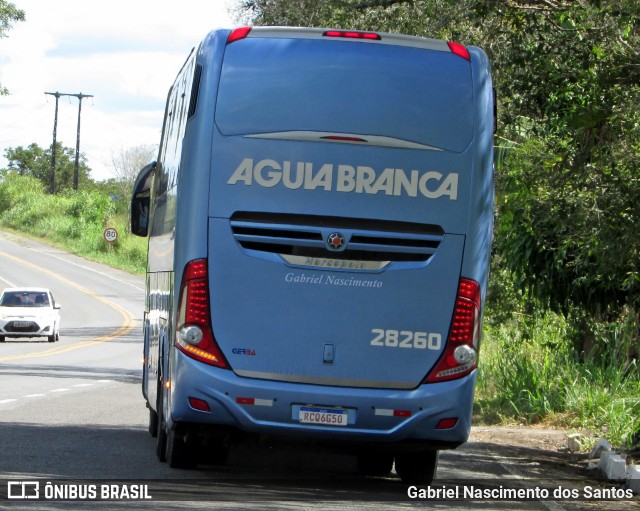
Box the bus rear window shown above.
[215,39,473,153]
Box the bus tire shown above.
[356,452,394,477]
[201,436,230,466]
[148,407,158,438]
[394,450,438,485]
[166,426,198,469]
[155,376,167,462]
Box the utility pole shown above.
[45,91,93,193]
[45,92,60,194]
[73,93,93,190]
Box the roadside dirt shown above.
[471,425,571,451]
[469,425,639,510]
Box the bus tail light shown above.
[176,259,229,368]
[227,27,251,44]
[424,278,480,383]
[323,30,381,40]
[447,41,471,61]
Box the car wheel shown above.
[356,452,394,477]
[394,450,439,485]
[48,334,55,343]
[0,335,5,342]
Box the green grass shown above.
[0,173,147,274]
[475,312,640,448]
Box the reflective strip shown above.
[375,408,412,417]
[237,397,274,407]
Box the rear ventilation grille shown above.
[230,212,444,266]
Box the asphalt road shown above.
[0,231,636,511]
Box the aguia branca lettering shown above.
[227,158,458,200]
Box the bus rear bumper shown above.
[168,352,476,448]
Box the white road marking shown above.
[0,379,118,406]
[0,275,15,287]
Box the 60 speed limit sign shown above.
[104,227,118,243]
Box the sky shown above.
[0,0,236,180]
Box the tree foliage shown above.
[3,142,93,193]
[234,0,640,338]
[0,0,25,95]
[488,1,640,320]
[84,144,158,215]
[110,144,157,187]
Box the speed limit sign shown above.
[104,227,118,243]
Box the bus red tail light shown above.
[227,27,251,44]
[424,278,480,383]
[447,41,471,61]
[176,259,229,368]
[323,30,381,40]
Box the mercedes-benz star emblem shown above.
[327,232,346,251]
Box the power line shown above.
[44,92,94,193]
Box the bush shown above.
[0,174,146,274]
[476,310,640,447]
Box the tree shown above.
[109,144,157,187]
[3,142,93,192]
[108,144,157,206]
[0,0,25,95]
[482,1,640,322]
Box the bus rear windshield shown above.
[216,38,473,153]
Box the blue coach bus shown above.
[131,26,495,484]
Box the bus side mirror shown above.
[131,161,156,237]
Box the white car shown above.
[0,288,61,343]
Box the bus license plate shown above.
[299,406,348,427]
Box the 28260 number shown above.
[370,329,442,350]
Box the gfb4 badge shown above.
[327,232,346,251]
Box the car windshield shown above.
[0,292,50,307]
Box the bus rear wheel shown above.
[155,375,167,462]
[356,452,394,477]
[148,407,158,438]
[394,450,438,485]
[166,425,199,469]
